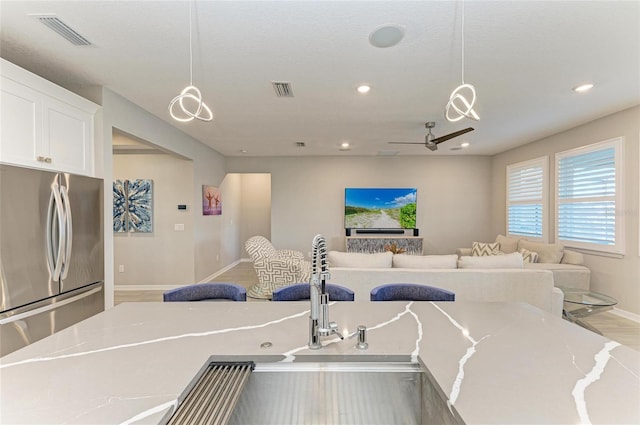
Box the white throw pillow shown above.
[471,241,502,256]
[392,254,458,269]
[517,240,564,264]
[458,252,524,269]
[327,251,392,268]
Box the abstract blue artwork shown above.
[113,179,153,233]
[113,180,127,232]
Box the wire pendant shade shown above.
[169,1,213,123]
[446,1,479,122]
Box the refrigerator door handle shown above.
[46,183,66,281]
[60,185,73,280]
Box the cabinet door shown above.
[0,77,45,167]
[43,97,93,176]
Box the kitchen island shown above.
[1,300,639,424]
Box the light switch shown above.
[174,223,185,231]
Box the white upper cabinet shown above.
[0,59,100,176]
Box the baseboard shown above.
[610,307,640,323]
[115,259,248,291]
[115,284,178,291]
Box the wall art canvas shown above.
[113,179,154,232]
[202,185,222,215]
[113,180,128,232]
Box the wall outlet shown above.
[118,265,125,273]
[174,223,185,231]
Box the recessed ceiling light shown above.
[340,142,351,151]
[356,85,371,94]
[369,24,406,48]
[573,83,594,93]
[461,142,470,148]
[240,149,248,154]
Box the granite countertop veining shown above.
[1,301,639,424]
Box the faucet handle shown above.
[328,322,344,340]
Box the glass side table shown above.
[557,286,618,335]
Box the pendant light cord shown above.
[189,0,193,86]
[461,0,465,84]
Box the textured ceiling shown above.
[1,1,638,157]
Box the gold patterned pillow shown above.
[519,248,539,263]
[471,241,502,256]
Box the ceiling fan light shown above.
[573,83,594,93]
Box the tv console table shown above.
[346,236,423,255]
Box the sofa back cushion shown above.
[517,240,564,264]
[392,254,458,269]
[327,251,392,268]
[458,252,524,269]
[495,234,521,253]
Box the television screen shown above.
[345,188,417,229]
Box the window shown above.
[555,138,624,254]
[506,157,548,240]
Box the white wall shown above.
[113,154,194,286]
[491,106,640,315]
[238,173,271,256]
[101,89,229,306]
[226,156,493,256]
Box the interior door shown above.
[0,165,59,312]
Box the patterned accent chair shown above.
[245,236,311,299]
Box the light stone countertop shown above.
[1,301,639,424]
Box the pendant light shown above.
[445,1,479,122]
[169,0,213,123]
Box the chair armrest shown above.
[456,248,472,257]
[561,249,584,265]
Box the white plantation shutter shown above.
[555,138,624,253]
[507,157,547,240]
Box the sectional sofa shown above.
[326,250,564,316]
[456,234,591,290]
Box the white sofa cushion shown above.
[328,268,561,315]
[392,254,458,269]
[495,234,521,253]
[518,240,564,264]
[327,250,392,268]
[458,252,524,269]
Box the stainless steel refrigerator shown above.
[0,164,104,356]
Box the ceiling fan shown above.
[389,122,474,151]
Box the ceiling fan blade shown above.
[388,142,427,145]
[432,127,474,144]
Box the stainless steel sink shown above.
[229,361,423,425]
[164,356,460,425]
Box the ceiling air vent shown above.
[272,81,294,98]
[32,14,92,46]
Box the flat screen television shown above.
[345,188,417,229]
